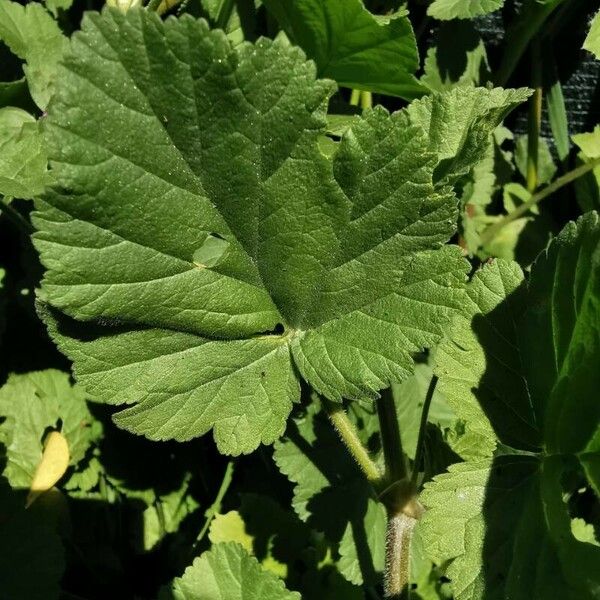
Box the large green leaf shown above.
[160,542,300,600]
[427,0,504,21]
[262,0,426,99]
[0,369,101,488]
[33,9,528,454]
[422,213,600,599]
[0,106,51,199]
[0,0,67,110]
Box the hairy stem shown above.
[377,387,407,483]
[196,460,234,544]
[384,512,416,599]
[410,375,437,488]
[480,157,600,247]
[350,88,361,106]
[322,398,382,485]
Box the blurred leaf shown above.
[515,135,557,186]
[144,478,199,551]
[571,518,600,546]
[262,0,426,99]
[392,362,455,460]
[209,511,254,552]
[0,106,51,199]
[502,182,535,213]
[0,0,67,110]
[573,127,600,212]
[573,125,600,158]
[27,430,69,507]
[44,0,74,16]
[583,10,600,59]
[546,64,570,162]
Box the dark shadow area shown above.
[0,202,71,383]
[285,409,381,587]
[469,281,600,595]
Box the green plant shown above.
[0,1,599,599]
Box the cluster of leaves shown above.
[0,0,599,599]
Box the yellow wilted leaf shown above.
[26,430,69,507]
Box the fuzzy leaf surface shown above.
[34,10,530,454]
[406,86,531,185]
[160,542,300,600]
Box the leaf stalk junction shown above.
[323,376,437,599]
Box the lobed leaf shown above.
[423,213,600,599]
[33,9,529,454]
[159,542,300,600]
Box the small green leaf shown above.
[515,134,557,186]
[583,10,600,59]
[0,106,51,199]
[427,0,504,21]
[159,542,301,600]
[0,369,100,489]
[262,0,426,99]
[0,0,67,110]
[422,21,490,92]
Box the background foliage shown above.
[0,0,599,598]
